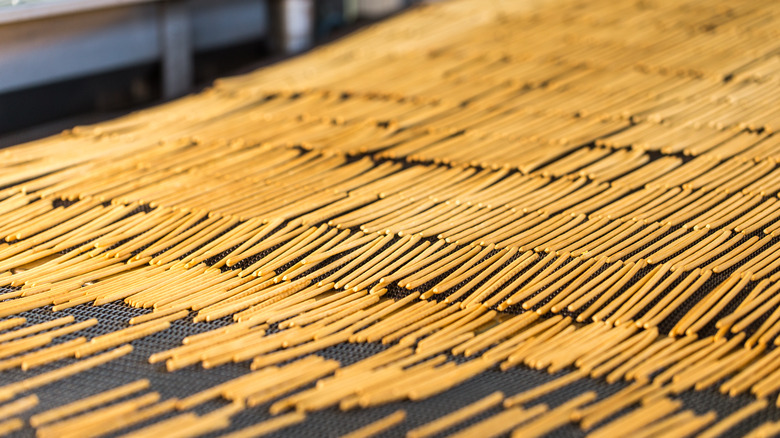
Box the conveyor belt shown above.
[1,0,780,436]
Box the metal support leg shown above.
[269,0,314,55]
[160,0,193,99]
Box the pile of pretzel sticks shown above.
[1,0,780,436]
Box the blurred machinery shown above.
[0,0,413,136]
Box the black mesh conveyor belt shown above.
[5,301,778,438]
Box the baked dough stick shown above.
[510,392,597,437]
[221,412,306,438]
[340,410,406,438]
[407,392,503,438]
[29,379,149,427]
[0,345,132,402]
